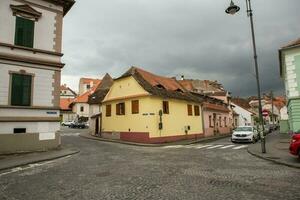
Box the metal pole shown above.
[246,0,266,153]
[271,91,274,126]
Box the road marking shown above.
[207,145,224,149]
[220,145,235,149]
[232,145,248,150]
[60,133,80,136]
[195,145,213,149]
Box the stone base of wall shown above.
[102,131,204,144]
[0,132,60,154]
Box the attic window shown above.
[175,88,183,93]
[155,84,165,89]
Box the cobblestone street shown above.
[0,130,299,200]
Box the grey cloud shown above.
[61,0,300,96]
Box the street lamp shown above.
[225,0,266,153]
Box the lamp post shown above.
[225,0,266,153]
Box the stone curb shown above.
[247,147,300,169]
[0,148,80,172]
[79,132,231,147]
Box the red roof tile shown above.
[72,82,100,103]
[60,98,73,110]
[80,78,101,85]
[203,102,230,113]
[135,68,185,91]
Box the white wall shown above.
[0,108,59,117]
[0,63,55,107]
[0,0,59,52]
[280,106,289,120]
[232,103,253,126]
[73,103,90,118]
[0,121,60,135]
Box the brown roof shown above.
[117,67,230,106]
[202,102,230,113]
[60,98,73,111]
[72,81,100,104]
[232,97,251,109]
[80,78,102,85]
[88,73,114,104]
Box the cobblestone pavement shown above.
[0,131,299,200]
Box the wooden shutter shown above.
[120,103,125,115]
[131,100,139,114]
[106,104,111,116]
[163,101,169,114]
[187,104,193,116]
[11,74,32,106]
[14,17,34,48]
[116,104,120,115]
[194,105,200,116]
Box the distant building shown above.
[78,78,101,96]
[0,0,74,153]
[88,73,113,135]
[60,84,77,99]
[231,102,254,127]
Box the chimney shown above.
[181,75,184,80]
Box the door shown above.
[95,117,99,135]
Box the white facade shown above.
[72,103,90,118]
[232,103,254,126]
[280,106,289,120]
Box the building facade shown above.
[279,38,300,132]
[101,67,205,143]
[78,78,101,95]
[0,0,74,153]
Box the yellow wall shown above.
[102,77,203,138]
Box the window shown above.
[11,73,32,106]
[224,117,227,127]
[14,17,34,48]
[106,104,111,116]
[219,116,222,127]
[187,104,193,116]
[131,100,139,114]
[194,105,200,116]
[14,128,26,134]
[80,106,84,112]
[209,115,212,127]
[86,84,90,89]
[162,101,169,114]
[116,102,125,115]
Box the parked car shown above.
[231,126,259,143]
[289,132,300,158]
[70,121,86,129]
[61,120,75,127]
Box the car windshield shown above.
[235,127,252,132]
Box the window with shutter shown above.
[162,101,169,114]
[106,104,111,117]
[194,105,200,116]
[187,104,193,116]
[11,73,32,106]
[131,100,139,114]
[116,103,125,115]
[14,17,34,48]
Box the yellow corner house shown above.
[101,67,205,143]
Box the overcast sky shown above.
[61,0,300,97]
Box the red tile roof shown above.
[80,78,101,85]
[203,102,230,113]
[72,81,101,104]
[60,98,73,111]
[135,68,185,91]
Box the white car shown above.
[61,120,75,127]
[231,126,259,143]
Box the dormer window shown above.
[156,84,165,89]
[175,88,183,93]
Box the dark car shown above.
[290,132,300,158]
[70,121,86,129]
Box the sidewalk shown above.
[0,147,80,172]
[80,132,231,147]
[248,131,300,169]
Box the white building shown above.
[0,0,74,153]
[231,103,254,126]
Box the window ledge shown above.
[0,42,63,57]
